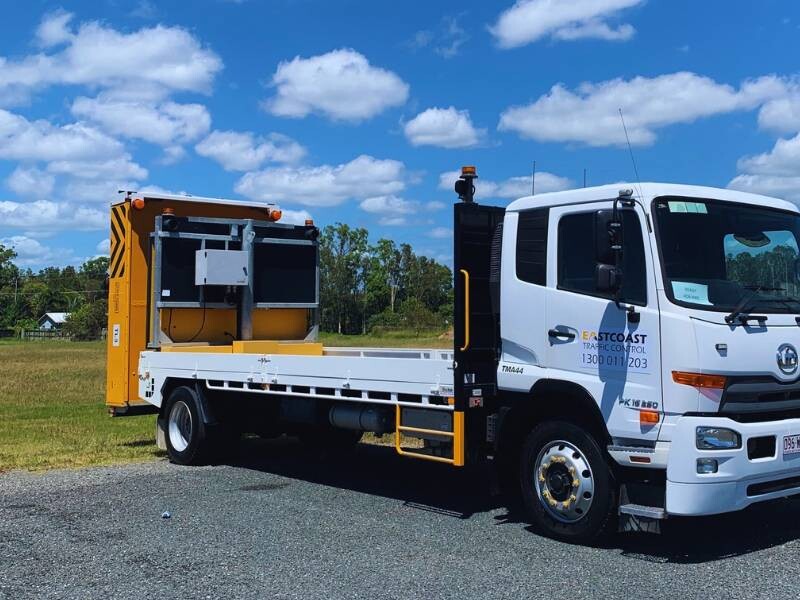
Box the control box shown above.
[195,249,248,286]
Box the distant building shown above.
[38,312,70,331]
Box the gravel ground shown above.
[2,439,799,600]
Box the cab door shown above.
[544,201,662,443]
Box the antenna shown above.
[583,168,587,188]
[619,108,643,200]
[531,161,536,195]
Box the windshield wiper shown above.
[725,286,768,324]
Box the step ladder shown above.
[394,405,465,466]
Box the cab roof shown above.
[505,182,798,214]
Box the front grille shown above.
[747,475,800,497]
[721,377,800,420]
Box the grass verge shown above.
[0,331,448,471]
[0,341,161,472]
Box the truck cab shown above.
[484,180,800,539]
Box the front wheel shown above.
[519,421,616,543]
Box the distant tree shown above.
[63,299,108,340]
[0,244,21,327]
[0,244,18,290]
[319,223,369,334]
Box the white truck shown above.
[108,168,800,542]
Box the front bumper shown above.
[666,415,800,516]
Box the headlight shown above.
[696,427,741,450]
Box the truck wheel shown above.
[519,421,616,543]
[164,386,212,465]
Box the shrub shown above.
[63,300,107,341]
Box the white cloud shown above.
[403,107,484,148]
[736,134,800,177]
[498,72,792,147]
[428,227,452,239]
[359,195,415,225]
[0,200,106,233]
[490,0,642,48]
[235,155,406,207]
[278,208,313,226]
[130,1,160,20]
[96,238,110,254]
[728,133,800,201]
[47,156,147,181]
[758,96,800,135]
[35,10,75,48]
[436,16,469,58]
[0,14,223,102]
[0,109,146,201]
[72,95,211,147]
[195,130,306,171]
[438,170,572,198]
[160,145,186,165]
[137,184,191,197]
[409,16,468,59]
[0,235,77,267]
[0,108,125,162]
[264,49,409,121]
[728,174,800,202]
[359,195,413,214]
[6,167,55,198]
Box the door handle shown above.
[548,329,575,340]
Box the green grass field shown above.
[0,333,449,471]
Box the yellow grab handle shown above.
[459,269,470,352]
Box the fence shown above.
[19,329,73,341]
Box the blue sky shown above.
[1,0,799,269]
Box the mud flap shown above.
[156,417,167,450]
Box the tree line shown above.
[0,223,454,339]
[320,224,452,335]
[0,247,109,339]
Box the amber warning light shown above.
[454,165,478,203]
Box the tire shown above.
[163,386,214,465]
[519,421,616,543]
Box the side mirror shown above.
[596,263,623,293]
[794,257,800,282]
[595,209,623,265]
[594,209,623,294]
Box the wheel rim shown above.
[168,400,193,453]
[534,440,595,523]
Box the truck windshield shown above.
[653,197,800,313]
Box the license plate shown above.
[784,435,800,456]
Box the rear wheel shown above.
[164,386,215,465]
[519,421,616,543]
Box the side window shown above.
[516,208,549,285]
[557,211,647,305]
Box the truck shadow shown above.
[227,436,800,563]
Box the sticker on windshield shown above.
[671,281,712,305]
[668,201,707,214]
[579,330,650,373]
